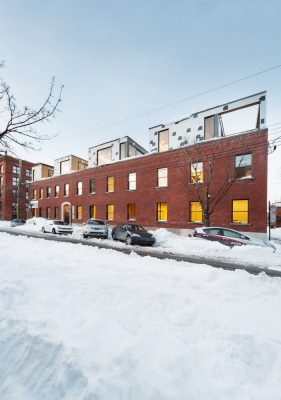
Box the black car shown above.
[10,218,26,227]
[111,224,155,246]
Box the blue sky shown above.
[1,0,281,199]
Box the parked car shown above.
[10,218,26,227]
[193,227,276,251]
[83,219,108,239]
[41,220,73,235]
[112,224,155,246]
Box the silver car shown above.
[83,219,108,239]
[42,220,73,235]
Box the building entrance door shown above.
[63,204,71,224]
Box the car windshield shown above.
[54,221,68,225]
[127,225,146,232]
[87,220,105,225]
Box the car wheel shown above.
[42,227,45,233]
[83,233,88,239]
[126,235,132,245]
[52,228,56,234]
[112,232,117,241]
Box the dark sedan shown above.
[111,224,155,246]
[10,218,26,227]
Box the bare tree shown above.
[0,62,63,152]
[182,138,252,226]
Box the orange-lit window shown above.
[107,177,114,192]
[64,184,69,197]
[40,188,44,199]
[190,201,202,222]
[76,205,83,220]
[33,189,37,200]
[55,185,59,197]
[106,204,114,221]
[157,202,168,221]
[127,204,136,220]
[232,200,249,224]
[90,205,96,219]
[190,162,203,183]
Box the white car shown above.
[42,220,73,235]
[83,219,108,239]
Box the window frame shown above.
[235,153,253,179]
[190,162,203,184]
[107,176,114,193]
[106,204,114,221]
[157,202,168,222]
[157,167,168,188]
[189,201,203,223]
[232,199,249,224]
[128,172,136,191]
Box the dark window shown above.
[235,154,252,179]
[54,207,59,219]
[46,187,51,198]
[89,178,96,194]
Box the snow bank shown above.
[1,232,281,399]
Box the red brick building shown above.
[0,154,35,220]
[30,129,268,236]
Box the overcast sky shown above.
[0,0,281,200]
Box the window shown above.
[26,191,29,200]
[32,170,35,181]
[158,129,169,152]
[190,162,203,183]
[46,187,51,198]
[12,202,17,212]
[64,183,69,197]
[13,165,20,174]
[12,189,17,198]
[232,200,249,224]
[32,189,37,199]
[89,205,96,219]
[107,176,114,192]
[46,207,51,219]
[127,204,136,220]
[204,116,215,140]
[0,201,2,211]
[0,164,3,173]
[190,201,203,223]
[13,177,19,186]
[54,207,59,219]
[0,176,2,186]
[77,181,82,195]
[120,143,126,160]
[0,189,2,198]
[128,173,136,190]
[26,169,32,178]
[60,160,70,174]
[55,185,59,197]
[40,188,44,199]
[106,204,114,221]
[157,202,168,222]
[97,147,112,166]
[78,161,87,170]
[89,178,96,193]
[235,153,252,179]
[76,205,83,220]
[157,168,168,187]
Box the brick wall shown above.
[30,130,268,233]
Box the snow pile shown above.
[271,227,281,240]
[1,232,281,399]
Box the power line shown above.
[55,63,281,141]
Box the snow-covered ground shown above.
[1,220,280,270]
[1,231,281,399]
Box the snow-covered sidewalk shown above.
[1,232,281,399]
